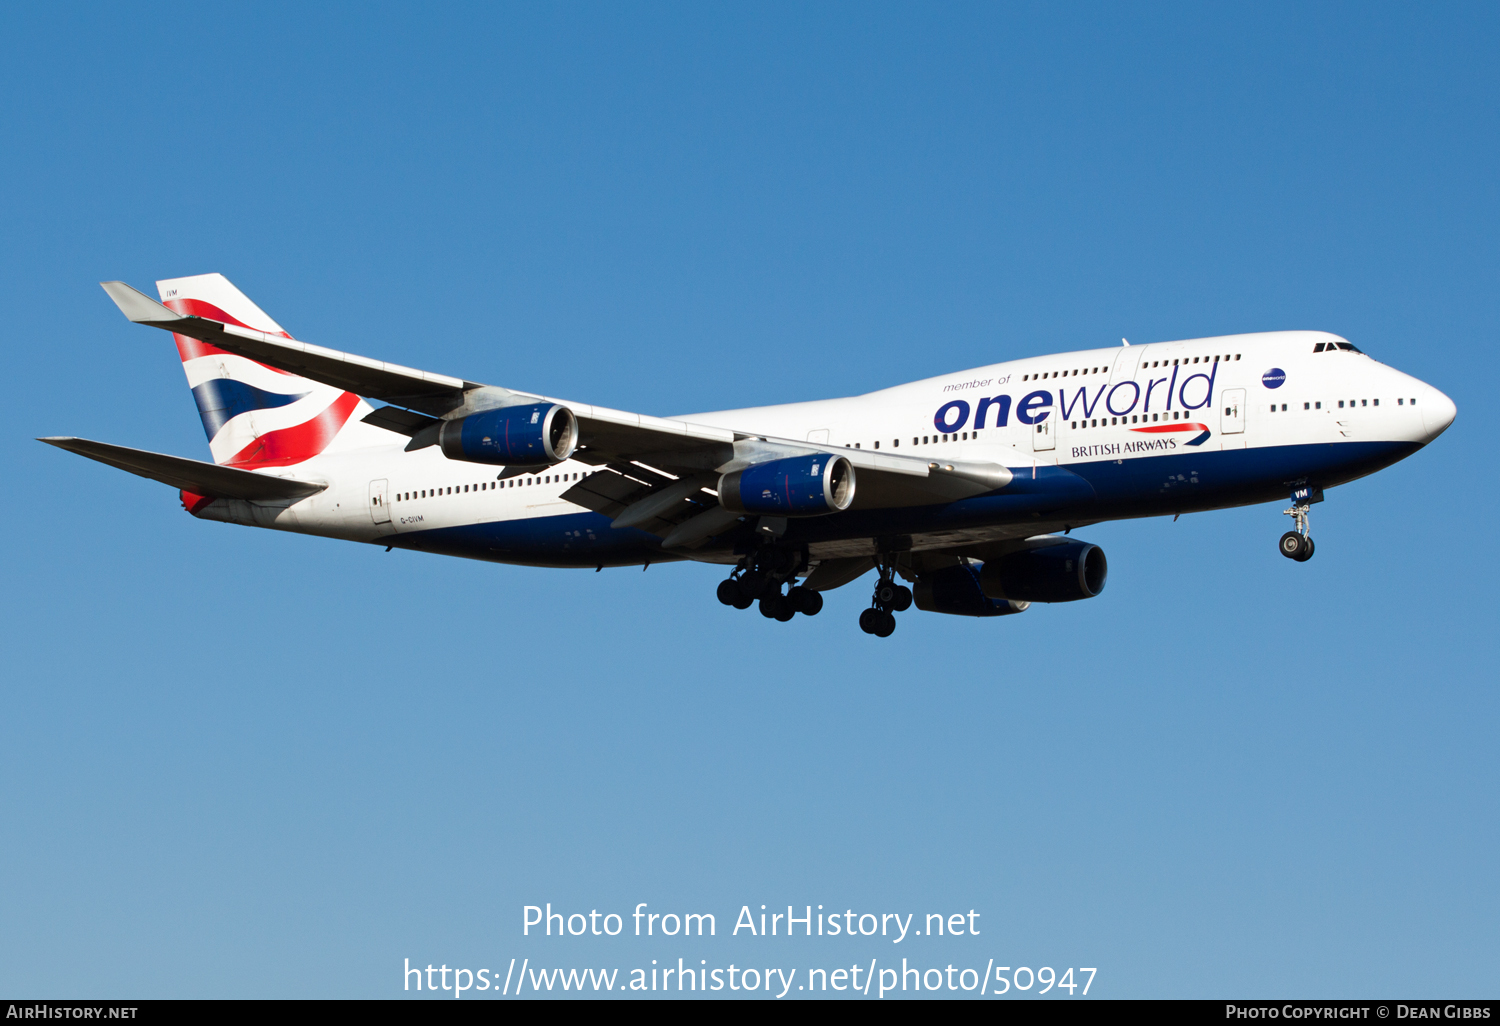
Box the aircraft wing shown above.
[38,437,325,501]
[100,281,473,414]
[101,280,744,460]
[100,280,1025,526]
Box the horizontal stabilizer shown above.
[38,437,325,501]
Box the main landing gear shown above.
[716,549,824,622]
[1279,501,1315,562]
[858,565,912,638]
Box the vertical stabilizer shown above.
[155,274,384,467]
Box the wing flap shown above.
[561,465,722,537]
[362,405,440,436]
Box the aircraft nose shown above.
[1422,386,1457,442]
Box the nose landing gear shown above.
[1279,500,1315,561]
[859,565,912,637]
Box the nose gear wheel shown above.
[1279,501,1315,561]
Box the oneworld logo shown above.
[930,361,1221,432]
[1262,368,1286,389]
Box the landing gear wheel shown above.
[872,610,896,637]
[1279,531,1306,559]
[739,573,768,601]
[875,580,899,606]
[732,590,754,610]
[858,608,880,634]
[890,585,913,612]
[1281,497,1316,563]
[788,587,823,616]
[716,579,740,606]
[760,594,790,619]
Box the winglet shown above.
[99,281,185,326]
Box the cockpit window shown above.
[1336,342,1363,353]
[1314,341,1366,354]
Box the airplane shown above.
[41,273,1456,637]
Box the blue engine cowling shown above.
[438,403,578,466]
[913,563,1030,618]
[979,539,1107,603]
[718,454,856,516]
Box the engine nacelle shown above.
[913,563,1030,618]
[438,403,578,467]
[719,454,856,516]
[979,539,1107,603]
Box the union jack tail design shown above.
[156,274,383,467]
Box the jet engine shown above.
[912,563,1030,618]
[719,454,856,516]
[438,403,578,466]
[979,539,1107,603]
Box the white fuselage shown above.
[191,330,1454,567]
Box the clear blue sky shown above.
[2,1,1496,999]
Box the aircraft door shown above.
[369,479,391,524]
[1109,344,1143,385]
[1031,406,1056,451]
[1221,388,1245,434]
